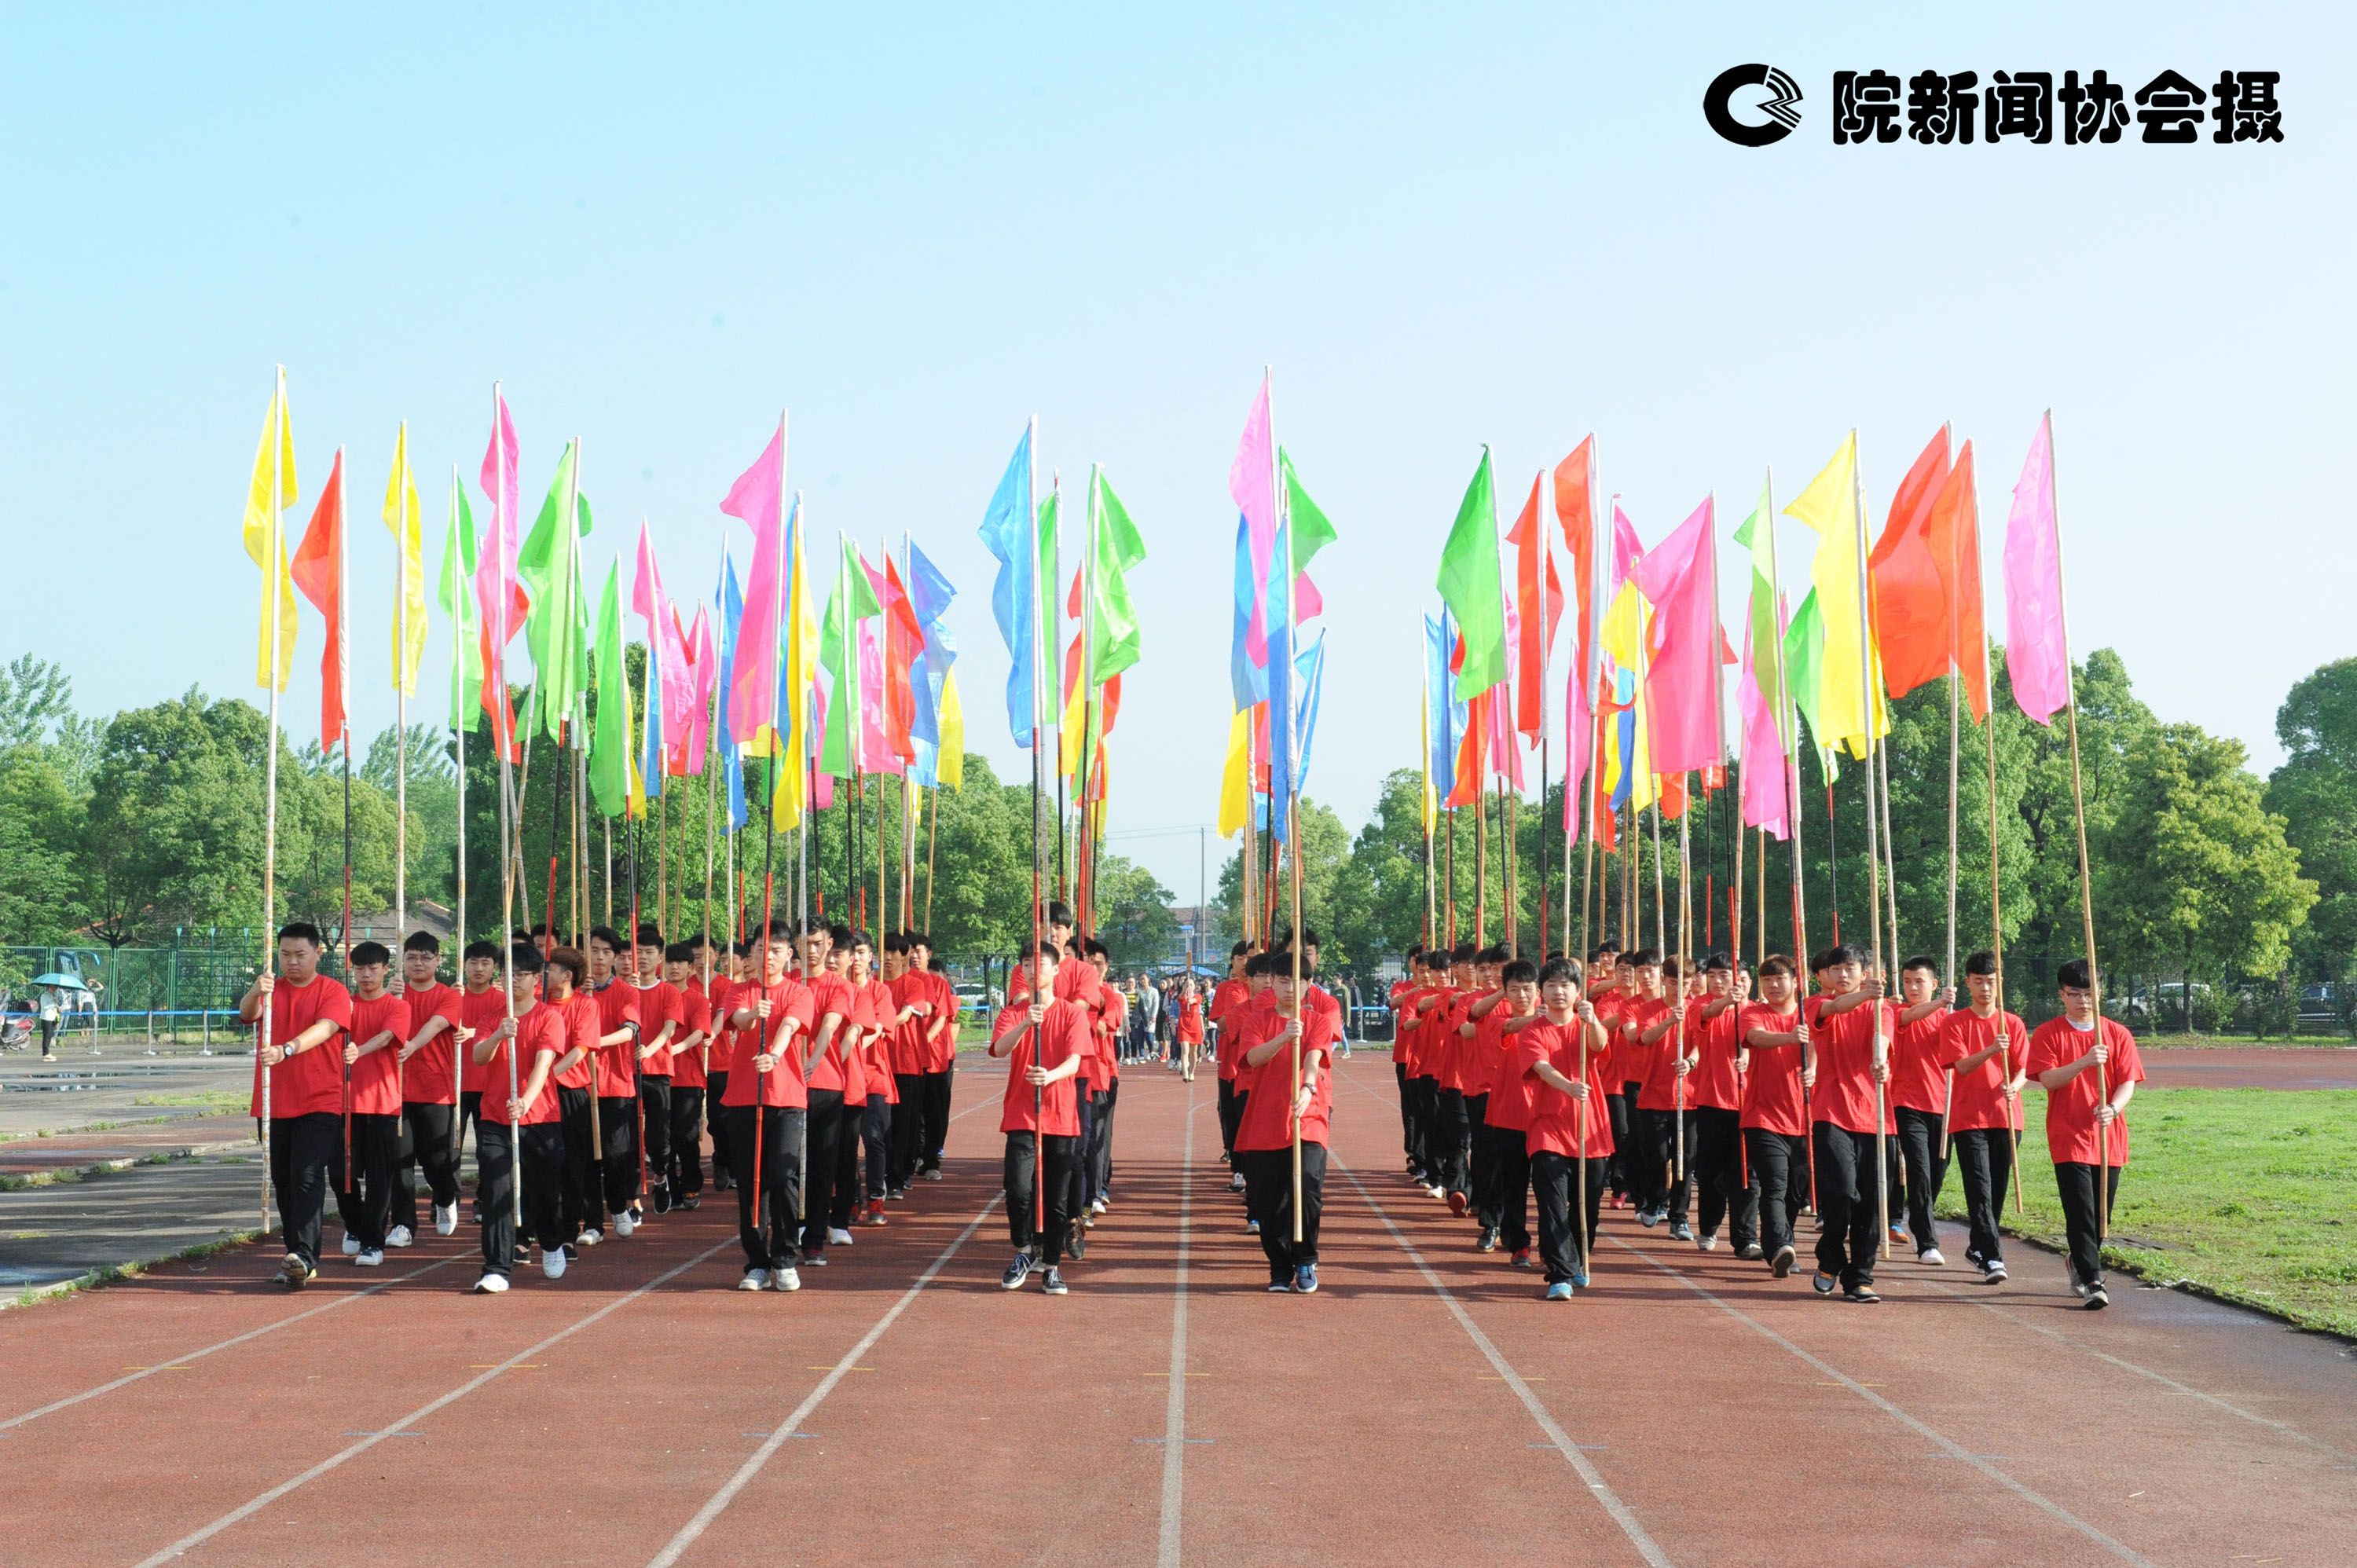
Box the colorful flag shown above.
[1436,448,1507,696]
[1425,613,1458,808]
[241,376,299,692]
[1228,515,1265,709]
[1294,633,1329,790]
[289,449,348,746]
[474,391,525,668]
[1280,448,1336,580]
[1508,469,1563,738]
[437,473,481,730]
[631,518,687,796]
[1554,438,1597,822]
[677,606,715,776]
[1783,430,1885,757]
[2003,413,2071,727]
[1230,374,1277,611]
[1738,612,1791,840]
[1930,441,1991,721]
[1782,588,1835,773]
[1631,496,1721,775]
[384,423,428,696]
[588,560,632,819]
[977,425,1039,746]
[1088,469,1149,680]
[1729,477,1787,745]
[516,441,592,742]
[1867,426,1955,701]
[772,498,819,823]
[714,551,747,830]
[818,537,883,776]
[1216,706,1252,837]
[936,668,966,789]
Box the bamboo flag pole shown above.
[1674,800,1690,1187]
[489,383,524,1233]
[257,367,288,1236]
[1274,379,1305,1248]
[1941,430,1963,1163]
[449,466,469,1180]
[335,447,355,1197]
[1025,418,1048,1237]
[391,425,411,981]
[748,426,790,1240]
[574,707,588,940]
[1847,431,1892,1261]
[924,783,939,936]
[1420,666,1435,949]
[1976,570,2026,1214]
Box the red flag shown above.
[1446,688,1488,807]
[290,449,348,748]
[882,555,922,761]
[1928,441,1990,721]
[1868,426,1954,700]
[1508,471,1562,738]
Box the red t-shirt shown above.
[1690,1000,1744,1112]
[1619,998,1670,1099]
[1941,1009,2028,1133]
[668,984,714,1090]
[995,999,1087,1135]
[1427,994,1470,1092]
[1461,1004,1505,1099]
[1890,1005,1956,1115]
[860,981,897,1101]
[344,993,408,1116]
[720,979,816,1108]
[1391,984,1431,1076]
[1175,994,1204,1044]
[483,1001,567,1125]
[1806,995,1897,1135]
[2025,1017,2143,1166]
[1483,1015,1541,1133]
[706,978,741,1080]
[1522,1017,1615,1159]
[400,982,464,1105]
[1210,977,1252,1079]
[457,985,507,1094]
[589,983,643,1097]
[1233,1006,1337,1150]
[556,994,603,1090]
[805,976,858,1096]
[1737,1002,1808,1135]
[1082,984,1122,1092]
[1637,1002,1694,1112]
[633,982,680,1075]
[247,976,355,1119]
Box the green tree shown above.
[2266,658,2357,984]
[1213,798,1351,958]
[364,722,460,914]
[0,744,85,942]
[82,690,271,942]
[0,655,75,749]
[1091,852,1177,967]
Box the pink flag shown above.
[673,605,715,775]
[631,522,695,740]
[1631,497,1721,775]
[1563,650,1592,831]
[2003,412,2070,727]
[722,422,786,740]
[856,621,901,775]
[1295,572,1323,625]
[808,680,834,811]
[1738,621,1790,840]
[1484,676,1524,789]
[474,393,526,651]
[1609,501,1644,595]
[1230,375,1276,666]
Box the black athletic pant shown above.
[1217,1075,1243,1157]
[727,1104,806,1272]
[1395,1060,1415,1163]
[1072,1088,1101,1217]
[862,1094,892,1204]
[596,1094,641,1218]
[1951,1126,2016,1265]
[706,1071,731,1181]
[1745,1128,1809,1260]
[1894,1105,1948,1255]
[1238,1143,1325,1281]
[1464,1092,1493,1222]
[1813,1123,1885,1291]
[1692,1106,1757,1250]
[830,1088,863,1229]
[267,1112,342,1269]
[331,1111,400,1251]
[801,1088,847,1252]
[1604,1092,1633,1199]
[1627,1105,1674,1216]
[1406,1075,1439,1180]
[1088,1077,1117,1202]
[889,1073,924,1188]
[919,1069,952,1171]
[640,1077,673,1205]
[393,1100,460,1235]
[1530,1150,1606,1285]
[557,1086,599,1237]
[1004,1130,1078,1264]
[669,1086,706,1197]
[1479,1123,1531,1250]
[2054,1160,2123,1290]
[477,1119,566,1277]
[1431,1086,1470,1198]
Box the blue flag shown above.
[1294,632,1328,793]
[1229,514,1266,710]
[977,427,1037,747]
[1266,514,1296,843]
[1425,611,1462,796]
[907,540,957,746]
[716,552,747,830]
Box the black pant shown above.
[1744,1127,1809,1259]
[1813,1123,1886,1291]
[1893,1106,1949,1254]
[267,1112,342,1267]
[558,1086,599,1237]
[1530,1151,1606,1284]
[1693,1106,1756,1249]
[889,1073,925,1188]
[1629,1105,1687,1218]
[1395,1061,1415,1161]
[1238,1144,1325,1280]
[1431,1086,1470,1197]
[1604,1092,1633,1198]
[918,1070,952,1171]
[1464,1092,1494,1220]
[332,1112,400,1251]
[1072,1089,1101,1216]
[478,1119,566,1277]
[1951,1127,2016,1264]
[1088,1077,1117,1201]
[1479,1124,1532,1250]
[393,1100,461,1234]
[669,1086,706,1196]
[597,1094,641,1218]
[1004,1130,1079,1264]
[802,1088,848,1251]
[706,1071,731,1178]
[830,1088,863,1228]
[1407,1075,1439,1180]
[2054,1160,2122,1289]
[861,1095,892,1203]
[1217,1076,1244,1157]
[639,1078,673,1202]
[727,1105,806,1271]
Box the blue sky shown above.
[3,5,2348,896]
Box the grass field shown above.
[1942,1087,2357,1340]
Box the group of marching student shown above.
[241,916,963,1296]
[1387,937,2145,1309]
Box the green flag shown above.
[517,441,593,742]
[1280,448,1336,578]
[1037,488,1060,672]
[588,560,632,816]
[438,474,479,731]
[1781,587,1836,777]
[1435,447,1506,696]
[1730,475,1789,746]
[817,540,884,776]
[1087,470,1148,680]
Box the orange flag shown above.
[290,449,349,748]
[1928,441,1990,720]
[1868,426,1954,700]
[1509,471,1562,738]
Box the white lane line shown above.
[0,1252,467,1434]
[134,1237,736,1566]
[1334,1154,1673,1568]
[646,1193,1001,1568]
[1921,1277,2357,1467]
[1156,1081,1201,1568]
[1610,1237,2157,1566]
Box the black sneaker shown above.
[1266,1277,1294,1293]
[2084,1284,2110,1310]
[1000,1251,1034,1291]
[1844,1285,1882,1305]
[1040,1266,1068,1296]
[1477,1227,1500,1252]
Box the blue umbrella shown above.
[30,973,90,991]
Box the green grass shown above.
[1938,1087,2357,1339]
[130,1091,249,1110]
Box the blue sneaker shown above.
[1292,1264,1318,1294]
[1245,1218,1261,1235]
[1571,1270,1589,1288]
[1545,1281,1575,1301]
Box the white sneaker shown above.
[1699,1230,1720,1252]
[738,1269,771,1291]
[473,1273,509,1294]
[1229,1173,1246,1192]
[386,1225,414,1248]
[827,1227,855,1247]
[1920,1247,1946,1267]
[1426,1185,1447,1201]
[772,1266,801,1291]
[542,1247,569,1280]
[434,1204,458,1236]
[1091,1197,1109,1216]
[340,1234,361,1257]
[576,1228,603,1247]
[614,1210,638,1238]
[355,1248,385,1268]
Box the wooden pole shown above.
[448,464,469,1192]
[1846,433,1892,1261]
[258,368,287,1236]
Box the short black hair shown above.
[1230,940,1252,958]
[1901,954,1940,977]
[2057,958,2099,991]
[827,922,853,948]
[664,942,695,965]
[350,940,393,967]
[1048,902,1075,929]
[1477,944,1508,965]
[1501,958,1538,985]
[1025,940,1061,962]
[1758,954,1797,980]
[1963,949,1999,979]
[403,931,442,955]
[588,925,626,953]
[634,922,665,948]
[278,921,324,947]
[1538,957,1584,987]
[1702,950,1732,973]
[847,929,874,952]
[883,932,911,955]
[1628,947,1661,968]
[1812,943,1863,972]
[463,939,502,962]
[1450,942,1477,964]
[509,943,547,976]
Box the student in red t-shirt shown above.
[629,925,680,1215]
[1636,954,1703,1240]
[555,947,607,1247]
[1453,946,1512,1244]
[708,937,750,1191]
[455,940,507,1224]
[1478,957,1545,1265]
[991,943,1087,1295]
[1739,954,1812,1277]
[471,942,576,1291]
[584,927,646,1237]
[1080,939,1124,1230]
[724,921,816,1291]
[799,923,859,1265]
[1175,973,1205,1083]
[391,930,464,1244]
[1591,947,1633,1207]
[1209,941,1255,1174]
[1887,954,1957,1266]
[2027,958,2145,1310]
[1233,960,1338,1293]
[913,937,958,1179]
[662,942,712,1211]
[332,942,406,1267]
[880,932,925,1198]
[1424,943,1479,1211]
[1688,953,1757,1257]
[1805,944,1896,1303]
[1614,949,1671,1223]
[1941,949,2029,1284]
[851,935,899,1226]
[1521,958,1611,1299]
[241,921,357,1289]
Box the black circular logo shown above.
[1705,64,1803,146]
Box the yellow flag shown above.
[774,502,814,826]
[242,376,299,691]
[1216,706,1252,837]
[383,423,428,694]
[1059,675,1088,781]
[1783,431,1886,758]
[937,669,965,789]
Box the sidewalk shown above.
[0,1116,253,1184]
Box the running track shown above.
[2,1058,2352,1566]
